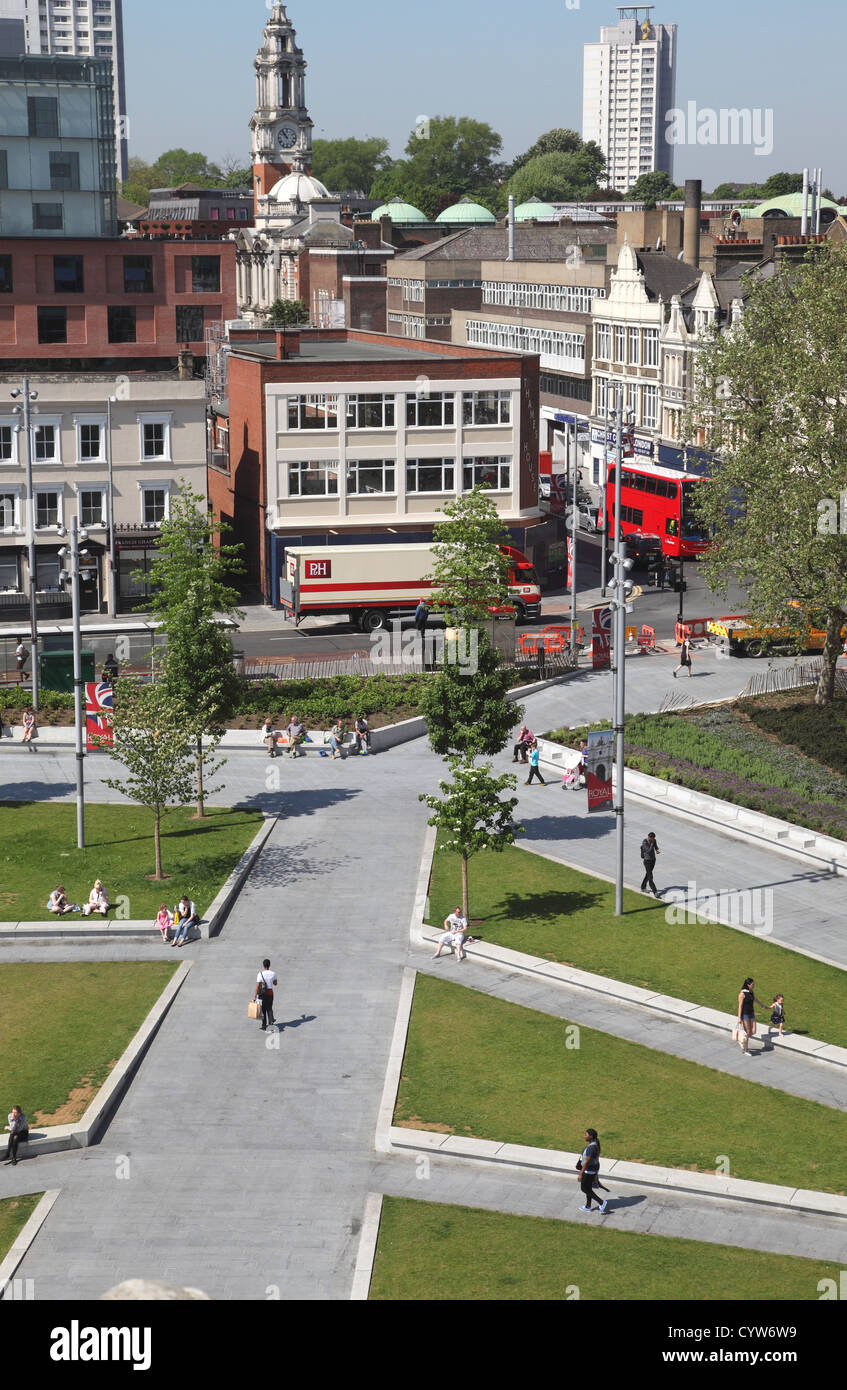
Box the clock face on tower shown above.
[277,125,298,149]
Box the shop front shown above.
[115,530,162,612]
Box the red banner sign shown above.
[305,559,332,579]
[592,606,612,670]
[86,682,114,751]
[566,536,573,590]
[585,729,614,814]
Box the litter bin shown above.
[232,650,246,677]
[39,649,95,694]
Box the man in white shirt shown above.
[252,958,278,1031]
[171,896,199,947]
[433,907,470,961]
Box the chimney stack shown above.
[683,179,702,267]
[177,347,194,380]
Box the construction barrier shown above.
[638,625,656,650]
[625,625,637,643]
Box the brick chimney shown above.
[275,329,302,359]
[177,346,194,380]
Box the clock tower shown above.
[250,3,314,211]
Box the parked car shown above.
[622,532,663,568]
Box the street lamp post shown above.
[106,395,118,617]
[11,379,39,715]
[569,415,578,654]
[59,518,88,850]
[610,391,634,917]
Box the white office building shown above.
[0,0,126,178]
[582,6,677,195]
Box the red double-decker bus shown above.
[600,463,710,559]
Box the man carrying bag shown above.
[251,959,277,1032]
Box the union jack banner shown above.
[86,682,114,751]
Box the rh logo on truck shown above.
[305,560,332,578]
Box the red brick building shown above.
[0,236,237,367]
[209,325,550,605]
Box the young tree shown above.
[105,678,194,880]
[419,629,521,758]
[264,298,310,327]
[687,242,847,706]
[420,759,522,921]
[428,488,512,627]
[144,484,244,815]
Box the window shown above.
[79,489,105,526]
[406,458,455,493]
[463,391,511,426]
[0,553,19,588]
[346,460,395,495]
[628,327,640,365]
[35,490,60,527]
[141,420,167,459]
[288,460,339,496]
[596,376,609,416]
[77,422,102,461]
[0,151,7,190]
[613,326,626,363]
[124,256,153,293]
[620,504,644,527]
[108,305,136,343]
[53,254,84,293]
[406,392,455,428]
[33,202,63,231]
[346,394,395,430]
[28,96,59,138]
[141,487,166,525]
[642,328,659,367]
[33,424,57,462]
[35,553,62,590]
[49,151,80,191]
[596,323,611,360]
[191,256,220,293]
[0,424,14,463]
[0,255,11,293]
[176,305,204,342]
[0,493,19,531]
[287,395,339,430]
[642,384,658,430]
[463,457,511,491]
[466,320,584,363]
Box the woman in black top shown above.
[673,637,693,678]
[736,976,764,1056]
[576,1128,608,1214]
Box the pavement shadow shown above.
[597,1194,647,1210]
[246,842,356,888]
[275,1013,317,1030]
[0,783,76,802]
[234,788,360,818]
[521,813,614,842]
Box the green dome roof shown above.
[513,197,559,221]
[740,192,845,218]
[372,196,427,224]
[435,197,496,224]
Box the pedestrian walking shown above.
[766,993,786,1043]
[21,708,36,749]
[734,977,765,1057]
[414,599,428,636]
[576,1128,608,1213]
[673,636,693,678]
[4,1106,29,1165]
[14,638,27,684]
[252,958,278,1032]
[640,832,660,896]
[101,653,119,684]
[526,741,546,786]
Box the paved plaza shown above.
[1,646,845,1299]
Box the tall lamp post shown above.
[106,395,118,616]
[10,380,39,715]
[58,517,88,850]
[610,391,635,917]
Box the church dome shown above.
[514,197,558,221]
[436,197,496,224]
[268,170,330,204]
[371,196,427,224]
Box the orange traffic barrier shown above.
[638,625,656,650]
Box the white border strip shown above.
[350,1192,384,1301]
[0,1189,60,1293]
[375,968,417,1154]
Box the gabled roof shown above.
[633,251,700,301]
[394,224,614,264]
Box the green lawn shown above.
[428,839,847,1049]
[370,1197,842,1300]
[0,1194,42,1262]
[0,963,177,1123]
[396,976,847,1191]
[0,804,263,921]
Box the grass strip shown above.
[0,963,177,1123]
[0,1194,42,1264]
[0,803,263,921]
[370,1196,842,1300]
[428,839,847,1050]
[396,975,847,1192]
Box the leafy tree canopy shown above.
[625,170,683,208]
[510,128,605,180]
[419,757,522,919]
[312,136,392,193]
[761,172,805,198]
[264,298,310,327]
[403,115,504,194]
[429,488,512,628]
[509,150,605,205]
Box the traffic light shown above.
[646,555,661,587]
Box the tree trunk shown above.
[154,806,163,879]
[195,734,205,818]
[814,609,843,708]
[461,854,469,922]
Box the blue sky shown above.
[124,0,847,193]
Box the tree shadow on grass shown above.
[484,887,605,929]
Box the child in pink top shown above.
[155,904,173,943]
